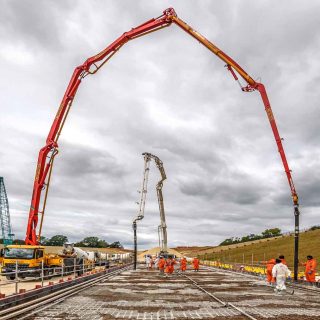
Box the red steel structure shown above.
[26,8,300,262]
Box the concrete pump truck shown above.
[3,8,301,279]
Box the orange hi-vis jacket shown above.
[193,258,199,270]
[266,259,276,272]
[304,259,317,282]
[165,258,175,273]
[158,258,165,270]
[180,258,187,271]
[261,259,276,283]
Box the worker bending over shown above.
[180,257,187,273]
[192,257,199,272]
[272,258,291,294]
[303,255,317,283]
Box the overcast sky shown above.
[0,0,319,249]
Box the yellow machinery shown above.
[2,244,92,280]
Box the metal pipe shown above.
[133,222,137,270]
[294,206,300,281]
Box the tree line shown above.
[40,235,123,248]
[219,228,282,246]
[0,235,123,248]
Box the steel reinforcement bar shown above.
[184,273,259,320]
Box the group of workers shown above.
[263,255,317,294]
[144,253,317,292]
[145,255,199,276]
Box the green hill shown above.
[197,229,320,271]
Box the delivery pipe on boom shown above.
[133,153,151,269]
[142,153,168,253]
[133,152,168,268]
[25,7,300,279]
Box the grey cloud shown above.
[0,0,72,49]
[1,0,319,248]
[55,142,125,178]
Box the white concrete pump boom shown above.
[151,154,168,253]
[134,153,168,253]
[134,154,151,223]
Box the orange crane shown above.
[24,8,300,279]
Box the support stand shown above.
[293,206,300,281]
[133,222,137,270]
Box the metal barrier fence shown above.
[200,260,320,287]
[0,257,133,296]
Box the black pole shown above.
[293,206,300,281]
[133,221,137,270]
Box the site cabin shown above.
[2,245,94,280]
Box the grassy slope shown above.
[175,229,320,270]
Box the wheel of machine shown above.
[6,275,15,280]
[44,269,53,279]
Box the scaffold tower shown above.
[0,177,14,245]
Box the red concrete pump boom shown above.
[25,8,299,245]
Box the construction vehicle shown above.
[6,8,300,278]
[60,243,109,268]
[1,243,107,280]
[2,244,60,279]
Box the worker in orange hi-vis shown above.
[260,258,277,285]
[304,255,317,283]
[193,257,200,272]
[279,255,287,265]
[180,257,187,273]
[265,259,276,284]
[158,256,166,277]
[165,257,175,277]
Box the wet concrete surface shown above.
[22,265,320,319]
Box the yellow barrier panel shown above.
[201,260,318,281]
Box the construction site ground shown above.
[20,264,320,320]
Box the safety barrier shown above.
[200,260,319,285]
[0,257,133,298]
[0,262,133,311]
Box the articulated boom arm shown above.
[26,7,299,246]
[134,154,151,223]
[143,153,168,253]
[26,9,175,245]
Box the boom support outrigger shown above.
[26,8,300,279]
